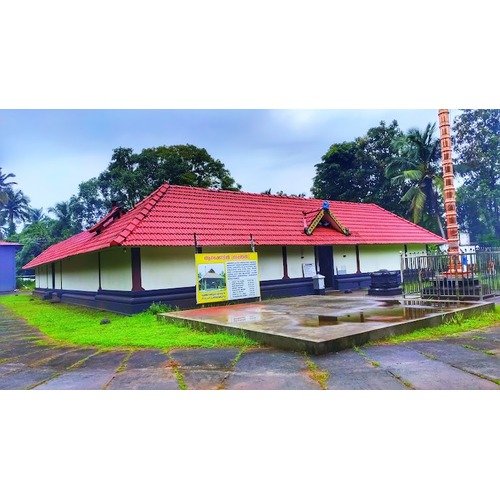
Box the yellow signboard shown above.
[195,252,260,304]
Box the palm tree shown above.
[386,123,445,238]
[2,188,31,236]
[0,168,17,205]
[28,207,48,224]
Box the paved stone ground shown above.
[0,306,498,390]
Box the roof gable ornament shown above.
[303,201,351,237]
[88,205,125,235]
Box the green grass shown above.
[0,294,258,350]
[304,356,329,389]
[381,304,500,344]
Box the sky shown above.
[0,109,457,210]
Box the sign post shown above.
[195,252,260,304]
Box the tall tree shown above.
[0,168,17,205]
[1,188,31,236]
[386,123,445,237]
[312,121,406,216]
[453,109,500,245]
[97,144,241,210]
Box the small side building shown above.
[0,241,22,292]
[23,183,445,313]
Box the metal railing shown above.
[401,250,499,301]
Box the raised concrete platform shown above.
[159,294,494,355]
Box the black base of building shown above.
[34,278,315,314]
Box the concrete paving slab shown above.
[162,295,493,354]
[37,348,98,369]
[125,350,169,369]
[169,348,240,370]
[224,373,320,390]
[78,351,129,370]
[0,362,25,376]
[13,347,70,364]
[106,368,179,390]
[182,369,229,389]
[34,368,117,390]
[233,350,308,374]
[0,367,56,389]
[363,345,497,390]
[409,342,500,381]
[313,350,405,390]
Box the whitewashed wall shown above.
[61,253,99,291]
[35,265,49,288]
[101,247,132,291]
[287,246,315,278]
[359,244,426,273]
[333,245,358,274]
[54,262,62,290]
[141,247,196,290]
[256,246,283,281]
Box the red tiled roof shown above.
[23,183,446,269]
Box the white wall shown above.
[54,262,62,290]
[101,247,132,291]
[256,246,283,281]
[141,247,196,290]
[286,246,315,279]
[61,253,99,291]
[333,245,357,274]
[35,265,48,288]
[358,244,405,273]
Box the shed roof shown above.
[23,183,445,269]
[0,241,23,247]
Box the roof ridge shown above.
[170,184,372,205]
[110,183,170,246]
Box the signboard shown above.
[195,252,260,304]
[302,263,316,278]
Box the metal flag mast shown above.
[438,109,460,273]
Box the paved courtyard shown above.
[0,306,498,390]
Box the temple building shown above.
[23,183,445,313]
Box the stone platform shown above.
[160,294,494,354]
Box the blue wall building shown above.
[0,242,22,292]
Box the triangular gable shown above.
[304,201,350,236]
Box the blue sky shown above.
[0,109,453,210]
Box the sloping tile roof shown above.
[23,183,445,269]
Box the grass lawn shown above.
[0,294,258,350]
[381,304,500,344]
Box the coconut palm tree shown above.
[2,188,32,236]
[0,168,17,205]
[386,123,445,238]
[28,207,48,224]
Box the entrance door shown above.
[317,246,334,288]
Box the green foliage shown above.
[454,109,500,246]
[312,120,407,217]
[148,302,176,315]
[385,123,445,237]
[0,294,258,350]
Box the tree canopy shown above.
[312,120,407,217]
[453,109,499,246]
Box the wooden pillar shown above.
[355,245,361,274]
[60,261,63,289]
[282,246,290,279]
[131,248,144,291]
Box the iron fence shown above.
[401,250,499,300]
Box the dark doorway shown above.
[317,246,334,288]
